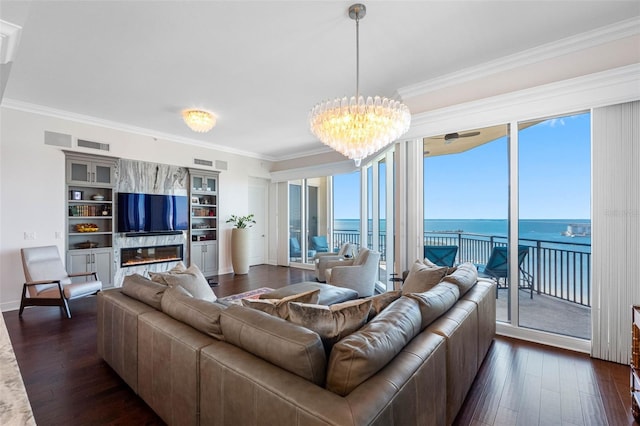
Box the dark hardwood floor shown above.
[3,265,634,425]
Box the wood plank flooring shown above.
[3,265,634,425]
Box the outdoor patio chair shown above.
[20,245,102,318]
[289,237,315,261]
[310,235,329,253]
[423,244,458,267]
[478,245,533,298]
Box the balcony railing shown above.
[331,229,591,307]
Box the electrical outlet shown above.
[55,231,62,240]
[24,232,36,240]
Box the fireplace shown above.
[121,244,184,267]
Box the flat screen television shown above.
[117,192,188,233]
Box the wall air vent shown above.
[77,139,110,151]
[193,158,213,167]
[44,131,72,147]
[215,160,228,171]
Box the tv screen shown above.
[118,192,188,233]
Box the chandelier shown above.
[309,3,410,166]
[182,109,216,133]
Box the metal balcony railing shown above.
[330,229,591,307]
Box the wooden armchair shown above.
[20,246,102,318]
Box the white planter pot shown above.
[231,228,250,274]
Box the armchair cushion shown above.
[38,280,102,300]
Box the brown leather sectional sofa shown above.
[97,276,496,425]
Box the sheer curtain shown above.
[592,100,640,363]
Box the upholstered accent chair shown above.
[325,248,381,297]
[313,242,355,282]
[20,245,102,318]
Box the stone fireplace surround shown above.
[113,159,189,286]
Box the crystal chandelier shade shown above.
[310,95,410,166]
[182,109,216,133]
[309,3,410,166]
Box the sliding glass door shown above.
[423,125,510,321]
[364,150,396,289]
[332,171,361,252]
[517,112,591,339]
[422,113,592,340]
[289,177,329,266]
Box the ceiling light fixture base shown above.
[348,4,366,20]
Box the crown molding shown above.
[0,98,278,161]
[0,19,22,64]
[404,63,640,139]
[273,145,334,162]
[270,159,356,183]
[398,17,640,101]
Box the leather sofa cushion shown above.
[121,273,166,310]
[241,289,320,319]
[326,296,422,396]
[288,299,372,351]
[220,305,327,386]
[365,290,402,321]
[259,282,358,305]
[406,282,460,329]
[402,260,450,294]
[161,285,226,340]
[442,262,478,296]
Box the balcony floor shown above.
[496,288,591,340]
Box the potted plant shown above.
[227,214,255,274]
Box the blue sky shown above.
[334,112,591,220]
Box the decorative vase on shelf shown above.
[227,214,256,275]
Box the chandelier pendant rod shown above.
[355,12,360,99]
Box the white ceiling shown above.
[1,1,639,161]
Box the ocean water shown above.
[334,218,591,246]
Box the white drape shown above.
[592,100,640,363]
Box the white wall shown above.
[0,107,272,311]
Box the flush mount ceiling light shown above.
[309,3,411,167]
[182,109,216,133]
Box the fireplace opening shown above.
[121,244,184,267]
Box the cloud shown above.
[545,118,566,127]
